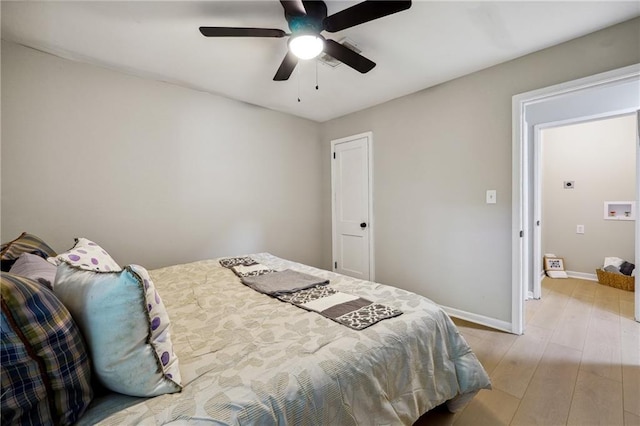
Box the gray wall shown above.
[1,40,324,270]
[542,114,636,274]
[2,18,639,326]
[320,18,640,323]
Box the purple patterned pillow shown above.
[49,238,121,272]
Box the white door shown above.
[331,132,373,281]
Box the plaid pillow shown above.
[1,273,93,425]
[1,232,57,272]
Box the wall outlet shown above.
[576,224,584,234]
[486,190,497,204]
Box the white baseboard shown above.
[566,270,598,281]
[440,305,513,334]
[540,270,597,281]
[442,270,599,334]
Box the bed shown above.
[1,234,491,425]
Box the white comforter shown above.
[79,253,491,425]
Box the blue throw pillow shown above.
[54,262,181,397]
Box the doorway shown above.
[512,64,640,335]
[533,114,637,299]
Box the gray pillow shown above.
[602,265,622,274]
[619,261,635,276]
[8,252,57,289]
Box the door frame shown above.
[513,64,640,335]
[330,131,375,281]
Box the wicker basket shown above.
[596,269,635,292]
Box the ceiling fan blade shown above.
[280,0,306,17]
[323,39,375,74]
[273,50,298,81]
[199,27,288,38]
[323,0,411,33]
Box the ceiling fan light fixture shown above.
[289,34,324,60]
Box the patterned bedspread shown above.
[78,253,491,425]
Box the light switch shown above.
[576,225,584,234]
[486,190,497,204]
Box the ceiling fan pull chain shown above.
[315,60,319,90]
[297,64,301,102]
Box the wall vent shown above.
[318,38,362,68]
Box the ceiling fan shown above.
[199,0,412,81]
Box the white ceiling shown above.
[2,1,638,122]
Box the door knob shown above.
[360,222,367,228]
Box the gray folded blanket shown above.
[219,256,402,330]
[241,269,329,295]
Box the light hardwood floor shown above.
[415,277,639,426]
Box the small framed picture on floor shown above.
[544,257,568,278]
[544,257,565,271]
